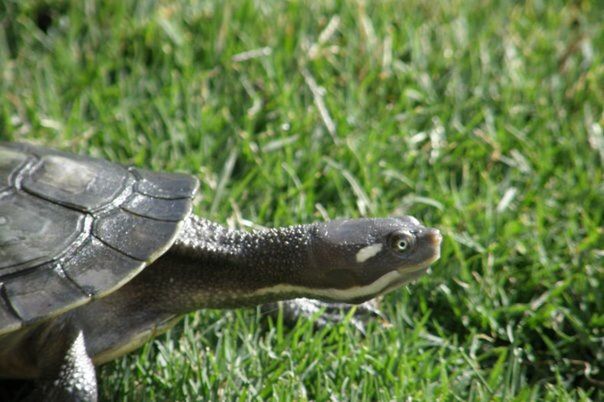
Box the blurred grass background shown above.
[1,0,603,400]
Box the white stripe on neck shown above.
[252,269,404,302]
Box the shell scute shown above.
[0,192,85,273]
[3,263,89,324]
[0,148,29,191]
[22,154,129,212]
[61,237,144,298]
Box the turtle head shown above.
[304,217,441,303]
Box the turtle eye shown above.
[396,239,408,251]
[389,231,414,254]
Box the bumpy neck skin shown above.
[158,215,316,312]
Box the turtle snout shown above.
[422,228,442,248]
[417,227,442,264]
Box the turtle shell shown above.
[0,142,198,336]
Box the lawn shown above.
[1,0,602,400]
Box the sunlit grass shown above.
[1,0,602,400]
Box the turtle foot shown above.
[261,298,388,333]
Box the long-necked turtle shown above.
[0,142,442,401]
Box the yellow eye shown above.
[395,239,408,251]
[389,232,414,253]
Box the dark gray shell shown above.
[0,142,198,336]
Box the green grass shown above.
[1,0,603,400]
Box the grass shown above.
[1,0,603,400]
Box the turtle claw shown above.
[261,298,389,333]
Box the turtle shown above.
[0,142,442,401]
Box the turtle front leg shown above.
[27,323,97,402]
[262,298,386,333]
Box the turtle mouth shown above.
[376,266,430,298]
[397,262,432,275]
[395,252,440,275]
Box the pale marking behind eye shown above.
[355,243,383,263]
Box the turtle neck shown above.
[153,215,317,311]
